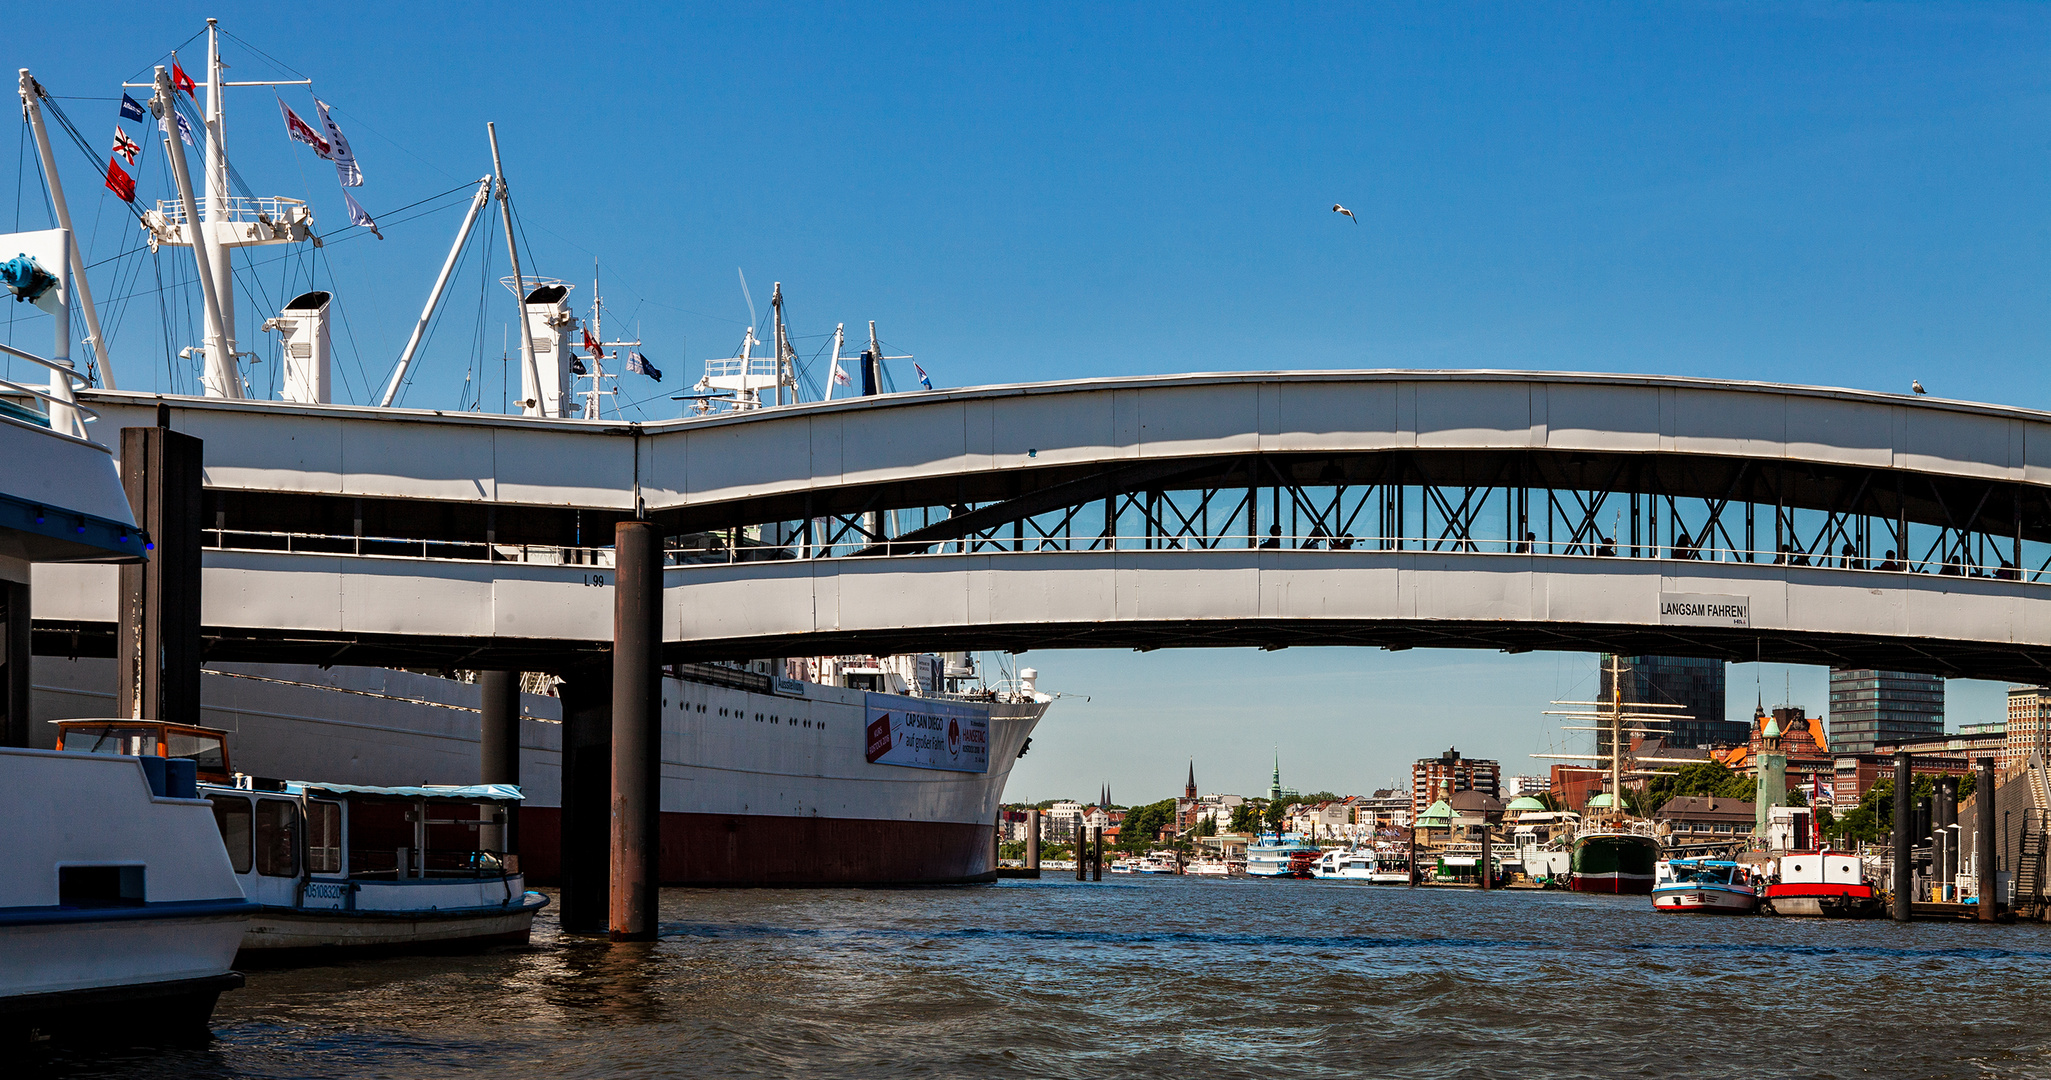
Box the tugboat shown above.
[1652,858,1760,913]
[1760,851,1881,917]
[55,720,547,959]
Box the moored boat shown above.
[1246,836,1320,878]
[55,719,547,959]
[1761,851,1881,917]
[1313,848,1380,880]
[0,746,256,1046]
[1542,657,1690,896]
[1572,825,1661,895]
[1652,858,1759,913]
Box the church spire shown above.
[1185,759,1197,800]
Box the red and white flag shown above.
[105,159,136,202]
[279,100,332,158]
[112,128,140,166]
[172,61,197,98]
[831,360,851,386]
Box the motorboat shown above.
[56,720,546,959]
[1313,848,1378,880]
[1137,853,1180,874]
[1651,858,1759,914]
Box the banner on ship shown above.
[863,694,989,773]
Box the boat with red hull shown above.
[1761,852,1880,917]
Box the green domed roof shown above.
[1506,796,1548,812]
[1586,793,1618,809]
[1417,799,1453,822]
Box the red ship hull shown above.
[520,808,997,886]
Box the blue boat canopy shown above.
[288,781,525,802]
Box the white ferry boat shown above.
[1246,835,1320,878]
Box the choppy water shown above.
[31,877,2051,1079]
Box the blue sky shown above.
[6,4,2046,801]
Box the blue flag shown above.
[119,94,146,123]
[914,362,932,390]
[627,351,661,382]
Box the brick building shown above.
[1411,747,1500,816]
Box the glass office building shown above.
[1598,655,1743,748]
[1828,669,1944,754]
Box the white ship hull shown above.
[32,657,1045,886]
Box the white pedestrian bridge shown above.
[30,370,2051,681]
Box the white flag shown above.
[160,111,195,147]
[313,98,362,187]
[343,190,383,239]
[831,361,851,386]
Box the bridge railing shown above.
[195,526,2040,583]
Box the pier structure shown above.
[27,370,2051,922]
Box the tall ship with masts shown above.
[1536,657,1692,895]
[9,20,1051,886]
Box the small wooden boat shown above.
[1652,858,1759,914]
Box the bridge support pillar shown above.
[1026,809,1040,870]
[1977,756,1997,922]
[479,670,520,859]
[116,419,203,727]
[0,578,27,748]
[557,657,612,935]
[609,521,662,942]
[1892,752,1912,922]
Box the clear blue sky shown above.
[6,4,2045,802]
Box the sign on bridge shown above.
[1660,592,1750,628]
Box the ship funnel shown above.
[1019,668,1038,694]
[270,291,332,404]
[512,279,576,417]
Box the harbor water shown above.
[32,876,2051,1080]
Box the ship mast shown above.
[127,19,313,399]
[202,20,235,382]
[1532,656,1692,820]
[1609,653,1623,819]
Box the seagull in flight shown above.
[1332,203,1358,223]
[1912,380,1927,395]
